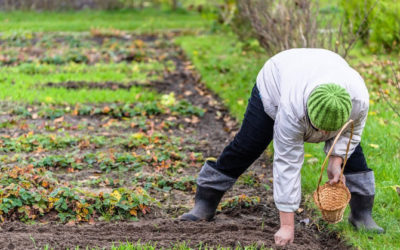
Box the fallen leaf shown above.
[88,218,95,225]
[102,106,111,114]
[130,209,137,216]
[307,158,319,164]
[191,116,199,124]
[369,144,379,149]
[53,116,64,124]
[66,220,76,226]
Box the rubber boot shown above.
[180,160,236,221]
[348,193,384,233]
[345,171,384,233]
[180,185,224,221]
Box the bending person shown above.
[180,48,384,246]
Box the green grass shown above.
[110,242,270,250]
[0,62,165,104]
[177,33,400,249]
[0,9,211,34]
[43,241,271,250]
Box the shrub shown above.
[340,0,400,52]
[236,0,372,58]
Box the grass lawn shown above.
[0,9,211,34]
[1,8,399,250]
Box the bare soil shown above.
[0,205,348,250]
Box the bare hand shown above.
[327,155,345,185]
[275,211,295,246]
[274,225,294,246]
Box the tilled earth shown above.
[0,32,349,249]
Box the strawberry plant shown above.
[92,188,156,221]
[220,194,261,209]
[49,187,93,223]
[32,155,84,170]
[0,165,57,221]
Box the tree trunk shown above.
[171,0,178,10]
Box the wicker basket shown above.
[313,120,354,224]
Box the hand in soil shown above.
[327,155,345,185]
[274,225,294,246]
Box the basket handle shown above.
[316,119,355,202]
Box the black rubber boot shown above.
[180,185,224,221]
[348,193,384,233]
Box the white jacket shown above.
[256,48,369,212]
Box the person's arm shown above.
[272,107,305,246]
[324,99,368,184]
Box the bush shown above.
[237,0,318,55]
[235,0,373,58]
[340,0,400,52]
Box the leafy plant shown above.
[340,0,400,52]
[220,194,260,209]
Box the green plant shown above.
[50,187,93,223]
[220,194,260,209]
[32,155,83,170]
[0,165,57,221]
[93,188,156,220]
[340,0,400,52]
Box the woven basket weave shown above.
[313,120,354,224]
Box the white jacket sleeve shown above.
[324,99,369,159]
[273,106,305,212]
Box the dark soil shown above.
[0,205,348,250]
[0,34,350,249]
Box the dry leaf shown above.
[53,116,64,124]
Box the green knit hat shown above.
[307,84,352,131]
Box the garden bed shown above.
[0,33,348,249]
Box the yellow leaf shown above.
[368,111,377,116]
[205,157,217,162]
[41,181,49,188]
[369,144,379,149]
[130,209,137,216]
[304,154,313,158]
[131,132,144,140]
[161,92,176,106]
[390,185,400,192]
[110,190,122,202]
